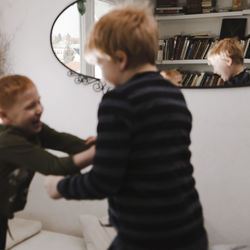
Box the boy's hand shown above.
[85,136,96,146]
[44,175,64,199]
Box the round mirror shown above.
[50,0,115,81]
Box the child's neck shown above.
[231,64,244,78]
[118,63,158,86]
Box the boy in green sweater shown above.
[0,74,95,249]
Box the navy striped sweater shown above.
[58,71,208,250]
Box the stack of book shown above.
[157,35,215,62]
[155,6,184,15]
[201,0,216,13]
[155,0,184,15]
[181,71,224,87]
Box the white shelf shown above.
[156,11,244,21]
[157,59,250,65]
[157,60,208,65]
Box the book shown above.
[195,39,208,59]
[155,7,183,10]
[191,73,199,86]
[244,38,250,58]
[163,39,168,60]
[189,40,199,59]
[186,0,202,14]
[170,35,178,60]
[181,38,191,60]
[157,39,165,62]
[219,18,247,40]
[193,40,202,59]
[179,37,189,60]
[156,0,177,7]
[196,72,205,86]
[201,39,213,59]
[155,9,184,15]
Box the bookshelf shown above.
[156,8,250,88]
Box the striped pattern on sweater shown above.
[58,71,207,250]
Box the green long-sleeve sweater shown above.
[0,123,89,218]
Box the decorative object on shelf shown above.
[232,0,244,10]
[186,0,202,14]
[201,0,216,13]
[77,0,86,16]
[219,18,247,40]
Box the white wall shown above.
[0,0,107,237]
[0,0,250,246]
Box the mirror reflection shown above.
[50,0,115,79]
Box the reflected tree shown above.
[0,33,8,77]
[63,44,75,64]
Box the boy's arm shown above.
[45,92,131,199]
[1,136,94,175]
[38,123,95,154]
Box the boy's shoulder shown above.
[0,125,26,149]
[226,69,250,86]
[0,124,46,149]
[114,71,175,92]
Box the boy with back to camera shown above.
[0,75,95,249]
[207,37,250,86]
[45,4,208,250]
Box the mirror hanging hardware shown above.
[67,70,111,93]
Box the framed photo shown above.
[219,18,247,40]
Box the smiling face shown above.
[2,86,43,134]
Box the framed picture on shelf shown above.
[232,0,244,10]
[219,18,247,40]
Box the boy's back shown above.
[99,71,207,249]
[58,71,208,250]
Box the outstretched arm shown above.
[44,92,131,200]
[72,144,95,168]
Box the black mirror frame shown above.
[50,0,111,93]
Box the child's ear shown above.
[115,50,128,71]
[0,110,10,124]
[225,57,233,66]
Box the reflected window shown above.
[94,0,115,79]
[51,0,115,79]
